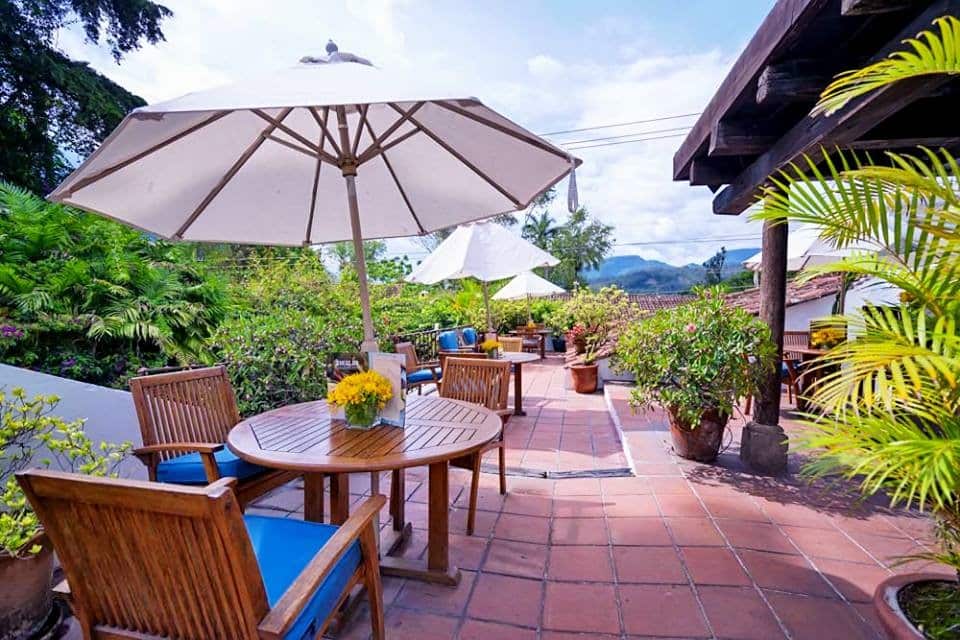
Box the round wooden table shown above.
[228,395,502,585]
[499,351,539,416]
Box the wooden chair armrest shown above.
[132,443,225,483]
[258,495,386,640]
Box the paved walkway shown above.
[246,358,945,640]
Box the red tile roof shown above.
[724,274,843,315]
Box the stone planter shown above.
[0,537,53,640]
[667,408,728,462]
[874,573,958,639]
[570,363,599,394]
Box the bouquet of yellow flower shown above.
[327,370,393,429]
[810,327,846,349]
[479,339,501,354]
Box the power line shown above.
[540,112,701,137]
[565,132,688,151]
[559,126,691,147]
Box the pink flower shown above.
[685,323,697,333]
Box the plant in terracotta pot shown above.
[570,333,603,394]
[748,16,960,638]
[615,289,774,462]
[0,388,129,639]
[567,323,588,355]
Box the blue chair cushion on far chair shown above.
[438,330,460,351]
[408,368,441,384]
[156,447,264,484]
[462,327,478,346]
[245,515,362,640]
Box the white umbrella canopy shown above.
[492,271,565,300]
[407,222,559,330]
[743,225,873,272]
[48,43,580,351]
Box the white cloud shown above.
[54,1,763,268]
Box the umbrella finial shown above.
[326,39,339,54]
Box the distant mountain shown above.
[582,248,759,293]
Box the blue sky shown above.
[59,0,776,266]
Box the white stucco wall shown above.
[784,296,836,331]
[0,364,145,478]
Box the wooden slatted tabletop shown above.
[228,395,501,473]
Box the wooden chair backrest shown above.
[17,470,268,640]
[499,336,523,352]
[440,358,511,412]
[783,331,810,359]
[130,365,241,460]
[438,350,486,371]
[394,341,420,371]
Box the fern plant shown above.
[753,16,960,578]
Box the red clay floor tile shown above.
[613,546,686,584]
[466,573,543,628]
[483,538,548,579]
[619,583,710,637]
[543,582,621,634]
[765,591,879,640]
[681,546,752,586]
[548,545,614,582]
[607,516,673,546]
[737,548,837,598]
[698,585,785,640]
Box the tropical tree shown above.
[0,0,171,193]
[752,15,960,590]
[548,207,614,288]
[522,211,561,249]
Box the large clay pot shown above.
[874,573,958,639]
[570,363,599,394]
[667,408,728,462]
[0,538,54,640]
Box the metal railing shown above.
[392,325,475,362]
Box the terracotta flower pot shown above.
[874,573,958,639]
[0,539,54,640]
[570,363,599,394]
[667,408,728,462]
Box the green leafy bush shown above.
[615,289,774,426]
[0,183,227,387]
[1,388,129,556]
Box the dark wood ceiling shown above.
[673,0,960,215]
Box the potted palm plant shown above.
[752,16,960,638]
[615,289,774,462]
[0,388,129,639]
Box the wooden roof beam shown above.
[841,0,915,16]
[709,121,778,156]
[711,0,959,215]
[689,158,748,186]
[756,61,834,105]
[672,0,831,180]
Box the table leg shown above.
[380,460,460,586]
[303,473,326,523]
[513,362,525,416]
[540,335,545,359]
[390,468,405,531]
[329,473,350,525]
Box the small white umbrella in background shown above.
[493,270,565,323]
[48,41,580,352]
[407,222,559,331]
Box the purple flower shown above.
[1,325,22,338]
[61,357,77,368]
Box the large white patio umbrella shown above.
[407,222,559,330]
[48,42,580,351]
[493,270,565,323]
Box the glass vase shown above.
[344,402,379,430]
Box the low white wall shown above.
[0,364,145,479]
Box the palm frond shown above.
[816,16,960,116]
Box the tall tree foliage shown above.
[548,207,614,288]
[0,0,171,193]
[753,16,960,579]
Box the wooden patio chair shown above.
[742,331,808,413]
[17,469,385,640]
[499,336,523,353]
[394,341,441,395]
[129,365,299,510]
[440,357,512,535]
[438,349,487,371]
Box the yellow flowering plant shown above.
[479,339,501,353]
[327,370,393,428]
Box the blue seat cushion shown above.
[245,515,361,640]
[462,328,478,345]
[156,446,264,484]
[438,331,459,351]
[408,368,440,384]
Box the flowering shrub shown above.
[614,289,774,427]
[0,388,130,556]
[327,370,393,411]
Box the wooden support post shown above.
[755,219,788,424]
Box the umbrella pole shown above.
[526,294,532,324]
[481,280,493,334]
[346,174,378,353]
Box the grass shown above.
[899,580,960,639]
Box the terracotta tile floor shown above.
[58,357,949,639]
